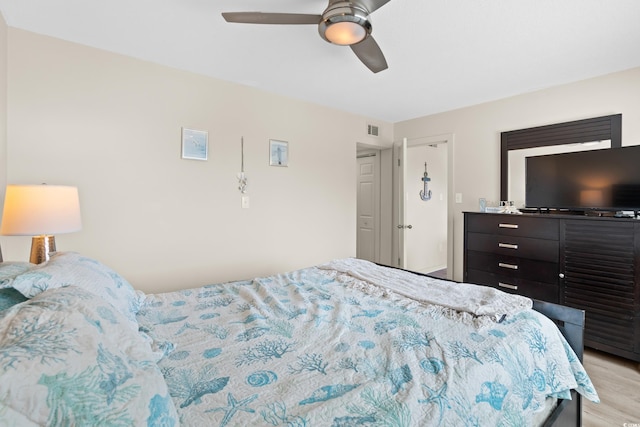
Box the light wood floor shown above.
[582,348,640,426]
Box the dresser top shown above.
[464,211,639,223]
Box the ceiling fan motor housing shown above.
[319,2,372,45]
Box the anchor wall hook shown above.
[420,162,432,201]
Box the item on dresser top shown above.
[484,205,505,213]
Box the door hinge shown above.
[397,158,401,167]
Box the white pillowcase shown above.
[0,261,34,285]
[0,286,178,426]
[1,252,144,331]
[0,262,35,312]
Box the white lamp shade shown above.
[1,185,82,236]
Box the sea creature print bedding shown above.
[136,261,599,426]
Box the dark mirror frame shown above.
[500,114,622,201]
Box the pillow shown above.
[0,263,33,313]
[2,252,144,331]
[0,261,34,286]
[0,286,178,426]
[0,289,27,313]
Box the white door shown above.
[356,153,379,262]
[394,135,453,277]
[405,143,448,274]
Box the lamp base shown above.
[30,235,56,264]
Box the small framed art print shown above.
[269,139,288,167]
[181,128,208,161]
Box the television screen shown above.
[525,145,640,211]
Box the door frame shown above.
[393,133,454,279]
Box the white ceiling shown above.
[1,0,639,123]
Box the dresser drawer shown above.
[466,251,559,284]
[466,213,559,239]
[467,269,559,303]
[466,232,558,262]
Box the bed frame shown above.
[533,299,584,427]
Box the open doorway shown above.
[393,134,453,279]
[356,145,393,265]
[355,134,452,275]
[404,142,448,276]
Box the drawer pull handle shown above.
[498,243,519,250]
[498,282,518,290]
[498,223,519,229]
[498,262,518,270]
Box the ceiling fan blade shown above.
[222,12,321,25]
[350,36,388,73]
[357,0,391,13]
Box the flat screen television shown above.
[525,145,640,212]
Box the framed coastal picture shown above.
[269,139,288,167]
[181,128,208,161]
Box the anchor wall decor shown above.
[420,162,432,201]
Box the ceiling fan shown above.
[222,0,391,73]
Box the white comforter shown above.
[320,258,532,325]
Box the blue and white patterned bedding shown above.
[0,254,599,426]
[0,253,178,426]
[0,286,178,426]
[137,263,599,426]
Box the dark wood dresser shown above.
[464,211,640,361]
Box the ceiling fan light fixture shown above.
[223,0,389,73]
[319,3,371,46]
[324,21,366,45]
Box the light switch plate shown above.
[241,196,250,209]
[455,193,462,203]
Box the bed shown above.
[0,251,598,426]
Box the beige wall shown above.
[0,14,7,215]
[3,24,639,292]
[395,66,640,281]
[3,28,392,293]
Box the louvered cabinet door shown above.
[561,219,640,361]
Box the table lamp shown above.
[0,184,82,264]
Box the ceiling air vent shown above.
[367,124,379,137]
